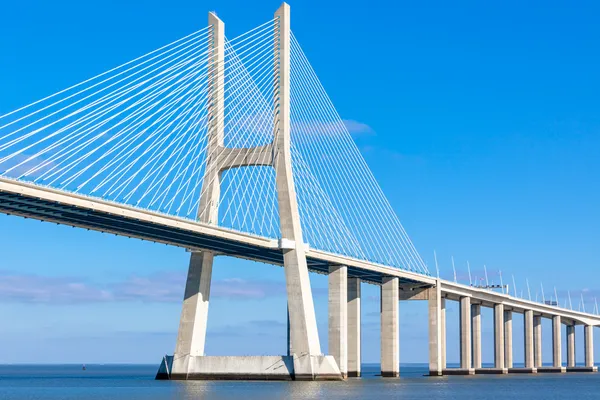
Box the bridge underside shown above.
[0,188,420,286]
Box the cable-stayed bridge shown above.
[1,3,599,381]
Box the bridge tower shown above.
[158,3,342,381]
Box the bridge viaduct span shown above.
[0,3,598,381]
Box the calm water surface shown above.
[1,363,599,399]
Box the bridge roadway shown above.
[1,176,599,326]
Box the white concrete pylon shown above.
[428,281,444,376]
[567,324,576,367]
[274,3,324,373]
[459,296,472,370]
[533,315,542,368]
[552,315,562,368]
[173,12,225,364]
[494,303,505,369]
[585,325,594,368]
[328,265,348,378]
[524,310,534,369]
[504,310,513,368]
[471,304,482,369]
[347,278,361,377]
[380,277,399,377]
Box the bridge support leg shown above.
[504,310,513,368]
[585,325,595,369]
[441,297,447,370]
[168,251,214,377]
[533,315,542,368]
[524,310,535,370]
[329,265,348,378]
[459,296,472,371]
[428,281,444,376]
[552,316,562,368]
[381,277,399,377]
[347,278,361,377]
[494,303,505,370]
[567,324,576,367]
[471,304,482,369]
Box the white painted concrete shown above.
[471,304,482,369]
[441,297,447,369]
[428,282,444,375]
[567,324,576,367]
[347,278,361,377]
[328,265,348,378]
[552,315,562,368]
[381,277,399,377]
[533,315,542,368]
[524,310,534,369]
[504,310,513,368]
[460,296,472,369]
[494,303,505,369]
[585,325,594,367]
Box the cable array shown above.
[0,20,428,275]
[289,33,429,274]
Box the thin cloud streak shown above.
[0,271,288,304]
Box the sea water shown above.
[0,363,598,399]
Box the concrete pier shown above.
[533,315,542,368]
[504,310,513,368]
[381,277,399,377]
[567,324,576,368]
[428,283,444,376]
[328,265,348,378]
[494,303,505,369]
[441,298,447,369]
[552,316,562,368]
[585,325,595,369]
[347,278,361,377]
[524,310,535,369]
[459,296,473,371]
[471,304,482,369]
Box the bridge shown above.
[0,3,598,380]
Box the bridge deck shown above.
[0,177,429,286]
[3,177,598,325]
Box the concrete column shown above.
[524,310,534,368]
[533,315,542,367]
[459,297,472,369]
[471,304,482,369]
[347,278,361,377]
[504,310,513,368]
[567,325,575,367]
[441,298,447,369]
[328,265,347,378]
[585,325,594,368]
[533,315,542,368]
[287,306,291,356]
[274,4,323,369]
[381,277,399,377]
[172,10,225,363]
[552,315,562,368]
[494,303,505,369]
[428,281,444,376]
[174,251,214,358]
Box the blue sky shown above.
[1,0,600,365]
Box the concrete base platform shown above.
[537,367,566,373]
[475,368,508,374]
[508,367,537,374]
[442,368,475,375]
[566,366,598,372]
[155,355,343,381]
